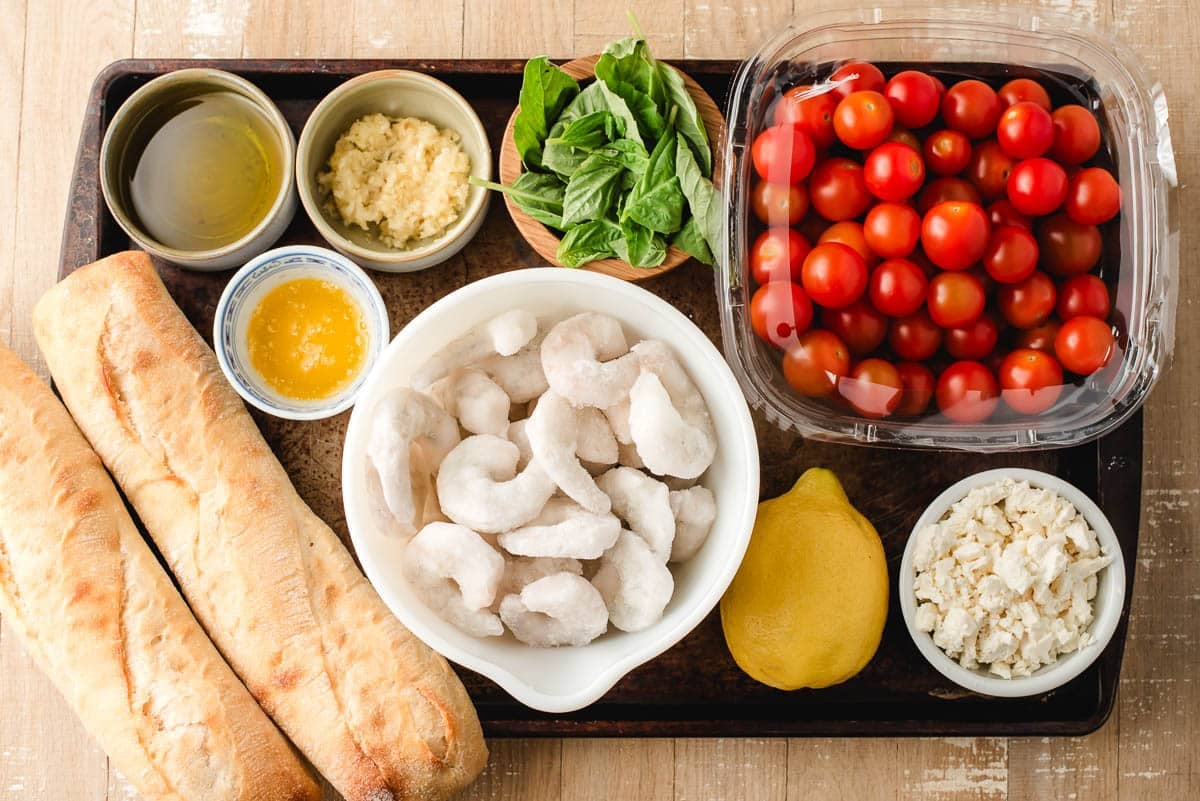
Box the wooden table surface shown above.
[1,1,1196,799]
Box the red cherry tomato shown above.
[833,91,894,150]
[751,124,816,185]
[750,228,811,284]
[863,202,921,259]
[945,313,1000,360]
[1065,167,1121,225]
[924,129,972,176]
[917,177,982,216]
[966,140,1017,201]
[997,270,1057,329]
[751,180,809,226]
[889,309,943,361]
[987,198,1033,230]
[941,80,1002,139]
[749,281,813,349]
[998,78,1052,111]
[983,224,1038,284]
[927,271,986,328]
[1014,320,1061,353]
[869,258,927,317]
[884,70,941,129]
[839,358,903,418]
[830,61,886,98]
[1051,104,1102,164]
[1055,315,1115,375]
[996,101,1054,159]
[1057,274,1111,320]
[818,221,878,268]
[895,361,936,416]
[886,128,922,150]
[936,360,1000,422]
[1007,157,1068,216]
[782,329,851,396]
[863,142,925,201]
[822,300,889,356]
[1038,213,1103,276]
[808,158,872,221]
[801,242,868,309]
[773,85,839,148]
[921,201,991,271]
[999,348,1064,414]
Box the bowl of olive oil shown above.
[101,68,296,270]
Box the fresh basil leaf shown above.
[658,62,712,178]
[671,216,714,265]
[596,81,644,148]
[470,173,565,229]
[597,37,667,109]
[674,132,721,254]
[540,121,586,178]
[557,219,621,267]
[594,139,650,176]
[558,82,613,128]
[513,57,580,170]
[562,153,625,227]
[622,127,684,235]
[545,111,617,152]
[613,219,667,268]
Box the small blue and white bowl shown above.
[214,245,390,420]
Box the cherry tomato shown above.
[1007,157,1068,216]
[997,270,1056,329]
[1038,213,1102,276]
[773,85,839,148]
[830,61,886,98]
[797,213,830,244]
[750,227,811,284]
[997,78,1052,111]
[1057,274,1111,320]
[999,348,1064,414]
[996,101,1055,159]
[808,158,872,221]
[1064,167,1121,225]
[966,140,1017,201]
[945,313,1000,360]
[869,258,927,317]
[751,124,816,185]
[863,142,925,202]
[863,202,921,259]
[1051,104,1102,164]
[839,358,903,418]
[924,129,972,176]
[936,360,999,422]
[889,309,943,361]
[818,221,878,268]
[921,201,991,271]
[916,177,981,216]
[886,128,922,150]
[751,180,809,226]
[983,224,1038,284]
[941,80,1002,139]
[833,91,894,150]
[1055,315,1115,375]
[822,300,889,356]
[801,242,868,309]
[927,271,986,328]
[884,70,941,128]
[1014,319,1061,353]
[987,198,1033,230]
[895,361,936,416]
[782,329,851,396]
[750,281,813,349]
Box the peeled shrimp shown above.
[541,313,641,408]
[526,391,611,515]
[499,573,609,647]
[416,578,504,637]
[367,387,462,535]
[405,522,506,609]
[595,467,675,562]
[480,331,549,404]
[604,400,633,444]
[627,340,716,479]
[591,531,674,632]
[430,368,511,436]
[496,556,583,601]
[506,419,534,470]
[436,435,556,533]
[576,407,618,465]
[498,497,621,560]
[412,309,538,388]
[668,486,716,563]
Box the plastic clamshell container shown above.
[717,5,1178,451]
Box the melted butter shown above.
[246,278,367,401]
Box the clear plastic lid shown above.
[716,5,1177,451]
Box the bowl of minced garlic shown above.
[214,245,390,420]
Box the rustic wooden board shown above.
[59,57,1142,737]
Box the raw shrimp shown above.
[430,368,511,436]
[595,467,675,562]
[498,497,621,559]
[436,435,557,533]
[496,556,583,601]
[405,521,506,609]
[668,486,716,563]
[367,387,461,534]
[591,531,674,632]
[541,313,641,408]
[415,578,504,637]
[627,340,716,479]
[576,407,618,465]
[526,391,611,514]
[480,331,549,403]
[506,419,534,470]
[617,441,645,470]
[604,400,633,444]
[499,573,609,647]
[412,309,538,388]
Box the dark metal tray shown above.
[59,58,1141,737]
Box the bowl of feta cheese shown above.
[900,468,1126,697]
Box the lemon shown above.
[720,468,888,690]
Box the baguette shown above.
[0,343,319,801]
[34,251,487,801]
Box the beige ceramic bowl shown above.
[296,70,492,272]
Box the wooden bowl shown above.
[499,55,726,282]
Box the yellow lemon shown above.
[720,468,888,690]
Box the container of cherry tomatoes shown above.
[716,5,1177,450]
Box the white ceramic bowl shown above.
[214,245,390,420]
[899,468,1126,698]
[342,268,760,712]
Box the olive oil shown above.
[119,90,284,251]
